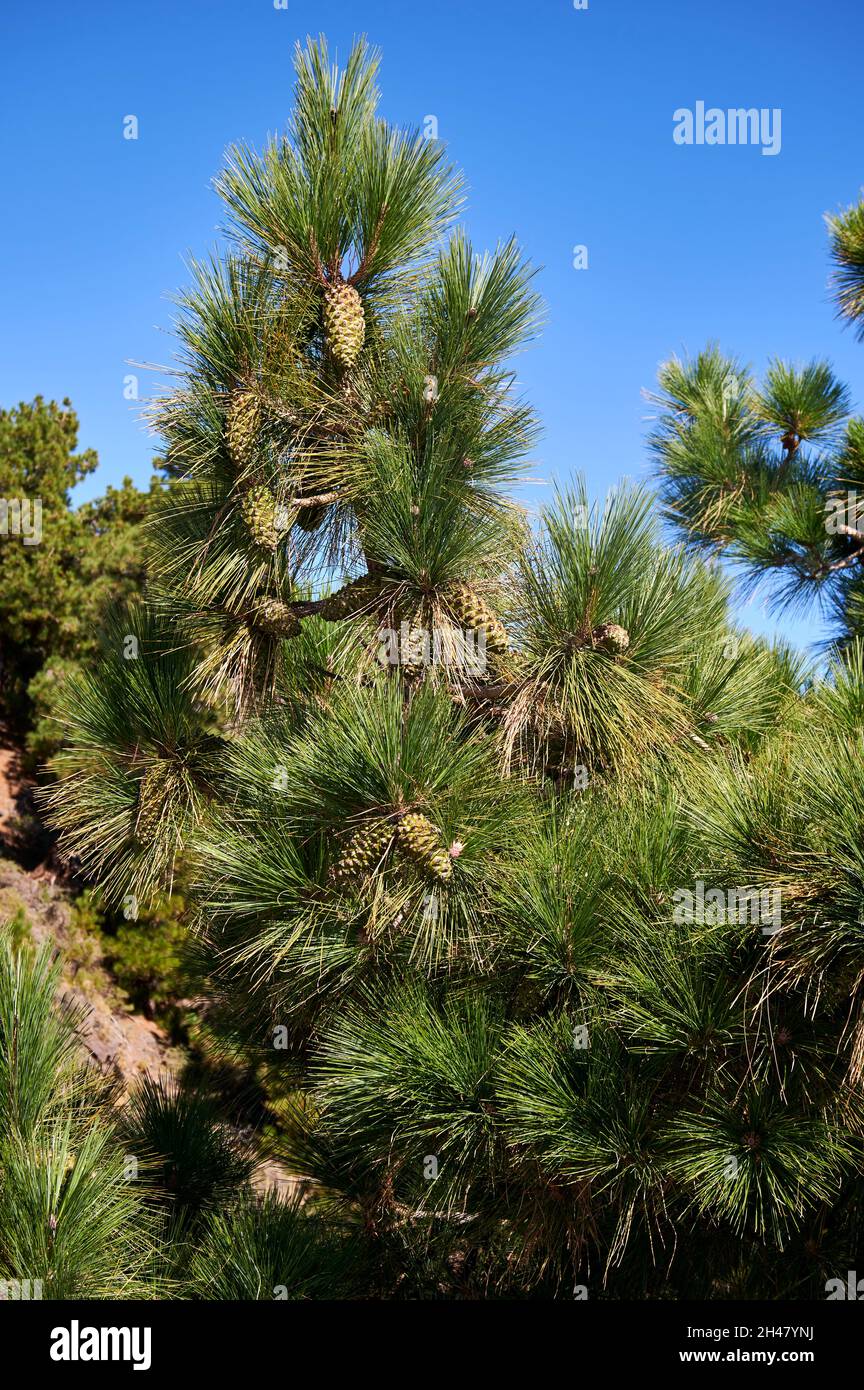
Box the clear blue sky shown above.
[2,0,862,647]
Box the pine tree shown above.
[42,40,864,1300]
[828,194,864,339]
[649,192,864,645]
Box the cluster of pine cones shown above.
[225,389,281,553]
[332,811,461,886]
[223,278,360,552]
[220,281,523,668]
[319,574,509,651]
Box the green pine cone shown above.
[332,819,395,884]
[397,812,453,882]
[226,389,261,468]
[133,761,173,844]
[323,280,365,368]
[319,573,384,622]
[251,599,301,638]
[242,484,279,552]
[445,583,509,655]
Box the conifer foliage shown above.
[20,41,864,1299]
[649,191,864,644]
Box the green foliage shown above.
[119,1077,255,1251]
[105,912,188,1016]
[44,605,226,904]
[42,39,864,1301]
[184,1192,365,1300]
[650,194,864,642]
[0,930,156,1297]
[828,194,864,339]
[0,396,163,733]
[6,905,31,950]
[24,656,80,766]
[504,480,778,774]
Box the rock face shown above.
[63,982,169,1082]
[0,744,54,867]
[0,748,19,837]
[0,855,299,1196]
[0,856,174,1091]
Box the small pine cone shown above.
[323,279,365,368]
[591,622,630,655]
[133,761,173,844]
[319,573,384,622]
[427,848,453,881]
[241,483,279,552]
[251,599,301,639]
[397,812,452,882]
[332,819,394,884]
[445,583,509,655]
[226,389,261,468]
[400,625,430,677]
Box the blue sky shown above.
[2,0,862,647]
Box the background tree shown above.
[828,193,864,340]
[649,192,864,646]
[0,396,164,754]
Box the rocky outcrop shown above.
[0,856,176,1091]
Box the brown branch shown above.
[463,680,521,702]
[825,543,864,574]
[349,202,389,286]
[801,525,864,576]
[307,229,329,288]
[291,490,340,508]
[287,597,330,617]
